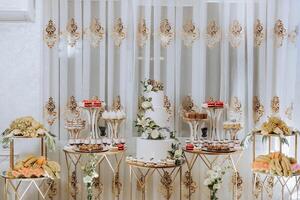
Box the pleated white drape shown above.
[42,0,300,199]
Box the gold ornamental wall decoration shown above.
[183,171,197,199]
[112,18,127,47]
[45,97,58,126]
[229,96,242,122]
[181,95,196,113]
[182,20,200,47]
[288,27,298,44]
[271,96,280,114]
[113,96,122,111]
[206,20,221,48]
[253,174,263,199]
[274,19,287,47]
[137,18,150,48]
[61,18,81,47]
[229,20,244,48]
[44,19,58,48]
[285,102,293,120]
[160,19,174,48]
[253,96,264,123]
[265,176,274,200]
[232,172,243,200]
[164,95,172,122]
[85,18,105,48]
[159,171,174,200]
[254,19,264,47]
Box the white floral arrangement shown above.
[82,154,99,200]
[134,116,173,140]
[204,166,229,200]
[168,142,184,165]
[142,79,164,93]
[138,96,153,115]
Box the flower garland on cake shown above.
[135,79,174,140]
[142,79,164,92]
[1,116,56,151]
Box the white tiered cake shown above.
[135,79,174,161]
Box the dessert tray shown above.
[126,157,183,168]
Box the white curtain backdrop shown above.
[42,0,300,199]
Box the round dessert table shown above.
[126,160,183,200]
[183,148,244,200]
[1,173,57,200]
[63,146,125,200]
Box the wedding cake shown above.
[135,79,175,161]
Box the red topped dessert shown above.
[202,100,224,108]
[186,143,194,151]
[81,99,103,108]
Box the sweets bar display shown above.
[185,139,241,153]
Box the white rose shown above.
[141,101,152,109]
[213,183,221,190]
[141,132,149,139]
[174,149,182,158]
[146,85,153,92]
[211,172,219,179]
[151,129,160,139]
[203,178,211,186]
[83,176,93,184]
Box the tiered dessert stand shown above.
[183,117,208,142]
[182,99,244,200]
[252,132,300,200]
[1,136,56,200]
[126,160,183,200]
[203,104,224,140]
[103,115,126,139]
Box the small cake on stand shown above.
[181,96,208,142]
[80,97,105,139]
[102,96,126,139]
[64,96,86,139]
[202,99,224,141]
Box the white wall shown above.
[0,0,42,158]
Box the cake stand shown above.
[203,107,224,140]
[223,122,242,140]
[183,117,208,142]
[183,148,244,200]
[251,133,300,200]
[104,118,126,139]
[0,136,58,200]
[126,161,183,200]
[65,119,86,139]
[63,146,125,200]
[81,106,103,139]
